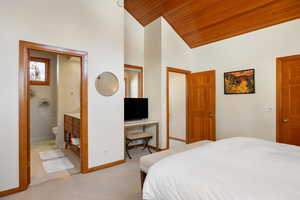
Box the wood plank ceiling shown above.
[125,0,300,48]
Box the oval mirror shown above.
[95,72,119,96]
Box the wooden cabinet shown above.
[64,115,80,156]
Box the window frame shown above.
[29,57,50,86]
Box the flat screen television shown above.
[124,98,148,121]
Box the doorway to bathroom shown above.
[166,67,190,149]
[19,41,88,189]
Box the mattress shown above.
[140,140,211,173]
[143,137,300,200]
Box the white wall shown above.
[161,18,193,70]
[0,0,124,192]
[143,17,300,148]
[142,17,193,149]
[191,19,300,141]
[125,10,144,67]
[124,11,145,145]
[124,16,192,148]
[30,51,57,142]
[169,72,186,140]
[144,19,162,147]
[57,56,81,147]
[160,18,192,148]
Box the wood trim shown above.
[276,57,282,143]
[124,64,144,97]
[85,160,125,173]
[166,67,191,149]
[125,64,143,71]
[276,54,300,143]
[20,41,88,57]
[80,54,89,173]
[124,77,130,98]
[19,43,30,192]
[12,40,89,197]
[166,68,169,149]
[0,187,26,197]
[167,67,191,74]
[29,57,50,85]
[159,148,168,151]
[211,70,216,141]
[138,71,143,98]
[169,136,186,143]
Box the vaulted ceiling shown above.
[125,0,300,48]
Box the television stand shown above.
[124,119,148,124]
[124,120,159,157]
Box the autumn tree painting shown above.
[224,69,255,94]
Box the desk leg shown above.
[126,139,132,159]
[156,123,159,151]
[124,128,127,159]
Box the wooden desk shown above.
[124,120,159,152]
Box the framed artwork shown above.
[29,57,50,85]
[224,69,255,94]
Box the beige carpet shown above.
[2,148,149,200]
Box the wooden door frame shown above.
[166,67,191,149]
[124,64,144,97]
[276,54,300,143]
[18,41,89,192]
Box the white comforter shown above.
[143,137,300,200]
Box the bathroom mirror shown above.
[95,72,119,96]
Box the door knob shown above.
[209,113,214,118]
[282,119,289,123]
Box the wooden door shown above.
[277,55,300,146]
[188,70,216,143]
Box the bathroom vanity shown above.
[64,113,80,156]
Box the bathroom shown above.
[29,50,81,185]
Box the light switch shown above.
[264,106,273,112]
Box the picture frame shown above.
[224,69,255,95]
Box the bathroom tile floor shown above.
[30,140,80,186]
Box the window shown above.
[29,57,50,85]
[124,65,143,98]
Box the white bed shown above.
[143,137,300,200]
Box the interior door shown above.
[277,55,300,146]
[188,70,216,143]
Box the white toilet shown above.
[52,126,61,146]
[52,126,59,139]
